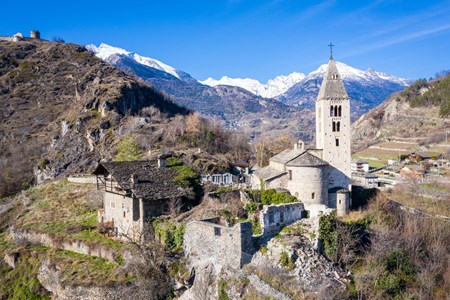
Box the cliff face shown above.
[0,40,188,195]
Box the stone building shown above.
[93,159,188,240]
[252,53,351,215]
[184,218,253,269]
[184,202,306,269]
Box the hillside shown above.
[0,39,193,197]
[352,74,450,151]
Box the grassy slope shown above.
[0,180,136,299]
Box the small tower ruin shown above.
[30,30,40,39]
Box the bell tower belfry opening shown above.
[315,44,352,191]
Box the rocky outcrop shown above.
[250,221,348,294]
[179,261,218,300]
[38,261,151,300]
[0,39,189,194]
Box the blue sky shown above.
[2,0,450,82]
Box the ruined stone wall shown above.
[67,175,97,184]
[303,203,333,218]
[9,227,128,264]
[184,220,252,269]
[259,202,305,234]
[265,174,288,190]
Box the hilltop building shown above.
[252,52,352,216]
[0,30,41,42]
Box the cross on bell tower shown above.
[328,42,334,59]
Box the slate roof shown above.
[253,166,287,181]
[286,151,328,167]
[270,149,305,164]
[317,57,349,100]
[93,160,187,200]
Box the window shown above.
[338,106,342,116]
[332,121,336,132]
[312,192,315,199]
[330,106,334,116]
[335,138,340,146]
[123,211,126,218]
[288,170,292,180]
[336,121,340,132]
[214,227,221,236]
[339,199,342,204]
[268,213,274,224]
[334,106,338,117]
[110,201,115,208]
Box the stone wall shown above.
[184,219,253,269]
[259,202,305,234]
[303,203,334,218]
[67,175,97,184]
[10,227,127,264]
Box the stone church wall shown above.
[259,202,305,234]
[287,166,328,205]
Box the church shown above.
[252,50,352,216]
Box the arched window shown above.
[338,106,342,116]
[336,121,340,132]
[330,106,334,116]
[312,192,315,199]
[332,122,336,132]
[334,106,338,116]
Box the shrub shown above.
[248,189,298,205]
[279,251,295,271]
[319,211,337,260]
[244,201,258,214]
[115,135,142,161]
[153,219,185,252]
[167,157,200,189]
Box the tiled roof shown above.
[93,160,187,200]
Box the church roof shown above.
[253,166,287,181]
[270,149,306,164]
[286,151,328,167]
[317,57,349,100]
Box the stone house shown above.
[93,159,188,240]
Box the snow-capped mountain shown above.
[86,43,196,82]
[200,72,305,98]
[277,61,413,118]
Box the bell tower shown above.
[315,44,352,190]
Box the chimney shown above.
[130,174,138,184]
[157,154,166,168]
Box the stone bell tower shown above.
[315,44,352,191]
